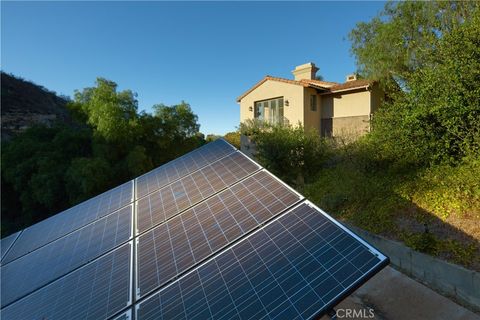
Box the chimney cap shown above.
[346,74,357,82]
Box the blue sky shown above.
[1,1,385,135]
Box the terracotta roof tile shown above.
[236,76,374,102]
[328,79,373,92]
[300,79,339,88]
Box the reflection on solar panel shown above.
[1,139,388,320]
[136,170,302,299]
[136,139,236,199]
[2,242,132,320]
[135,202,388,320]
[1,205,133,307]
[136,151,260,234]
[0,231,21,262]
[3,181,133,264]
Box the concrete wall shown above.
[239,80,304,126]
[346,224,480,312]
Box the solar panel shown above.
[135,202,388,320]
[113,309,132,320]
[3,180,133,264]
[1,139,389,319]
[136,139,236,199]
[1,204,133,307]
[0,231,21,262]
[136,170,303,299]
[1,242,133,320]
[136,151,260,234]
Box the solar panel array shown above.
[0,139,388,320]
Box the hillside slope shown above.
[1,72,71,140]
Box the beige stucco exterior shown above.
[239,80,304,126]
[303,87,322,133]
[237,63,384,140]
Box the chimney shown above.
[292,62,318,81]
[346,74,357,82]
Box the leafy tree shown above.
[349,1,479,92]
[350,1,480,164]
[70,78,139,142]
[2,78,204,235]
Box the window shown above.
[254,97,284,125]
[310,95,317,111]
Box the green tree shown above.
[349,1,479,93]
[350,1,480,164]
[70,78,139,142]
[2,77,204,236]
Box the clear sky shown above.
[1,1,385,135]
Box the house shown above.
[236,62,384,139]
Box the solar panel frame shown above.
[112,309,132,320]
[0,231,22,263]
[0,204,134,308]
[135,151,261,235]
[3,180,134,264]
[134,201,389,320]
[135,139,237,200]
[2,241,134,320]
[135,170,304,300]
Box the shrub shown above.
[240,121,330,187]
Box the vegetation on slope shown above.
[241,2,480,270]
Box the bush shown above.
[241,121,330,187]
[223,131,241,149]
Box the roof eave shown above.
[319,84,371,95]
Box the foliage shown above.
[223,131,241,149]
[349,1,479,92]
[352,2,480,164]
[303,138,479,268]
[205,134,222,142]
[2,77,204,236]
[241,121,330,187]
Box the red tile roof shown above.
[328,79,373,92]
[236,76,373,102]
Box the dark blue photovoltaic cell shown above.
[136,170,302,299]
[1,242,132,320]
[0,139,388,320]
[3,180,133,264]
[1,205,132,308]
[136,139,236,199]
[136,152,260,234]
[0,231,21,262]
[135,202,388,320]
[113,309,132,320]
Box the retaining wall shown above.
[346,224,480,312]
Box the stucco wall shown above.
[239,80,304,126]
[321,88,372,119]
[320,88,373,138]
[303,87,322,132]
[321,115,370,138]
